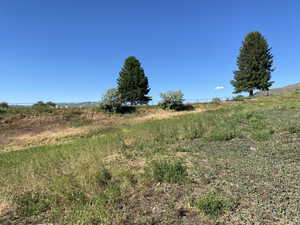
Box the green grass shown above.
[0,93,300,224]
[147,160,188,183]
[195,193,227,217]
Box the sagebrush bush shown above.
[32,101,55,113]
[148,160,188,183]
[16,191,52,217]
[232,95,248,101]
[96,168,112,187]
[287,125,300,134]
[159,90,184,111]
[195,193,227,216]
[100,88,122,113]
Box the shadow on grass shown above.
[119,106,137,114]
[177,104,195,111]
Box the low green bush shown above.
[287,125,300,134]
[16,191,52,217]
[0,102,9,113]
[32,101,55,113]
[0,102,9,109]
[96,168,112,187]
[211,98,222,104]
[100,88,122,113]
[195,193,227,216]
[148,160,188,183]
[159,90,184,111]
[232,95,247,101]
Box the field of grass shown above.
[0,93,300,224]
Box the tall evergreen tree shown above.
[117,56,151,105]
[231,31,274,96]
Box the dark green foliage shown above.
[232,95,248,101]
[32,101,56,113]
[0,102,9,109]
[96,168,112,187]
[231,31,274,96]
[195,193,227,216]
[211,98,222,104]
[149,160,188,183]
[288,125,300,134]
[159,90,184,111]
[117,56,151,105]
[46,101,56,108]
[0,102,9,113]
[16,192,52,217]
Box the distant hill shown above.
[57,101,99,108]
[256,83,300,96]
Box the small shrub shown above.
[96,168,112,187]
[232,95,247,101]
[195,193,227,216]
[16,191,52,217]
[287,125,300,134]
[46,101,56,108]
[32,101,54,113]
[0,102,9,109]
[149,160,188,183]
[159,90,184,111]
[251,129,274,141]
[211,98,222,104]
[100,88,122,113]
[0,102,9,113]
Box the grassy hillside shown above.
[256,82,300,96]
[0,94,300,224]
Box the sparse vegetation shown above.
[0,93,300,224]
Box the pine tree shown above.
[231,31,274,96]
[117,56,151,105]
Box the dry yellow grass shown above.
[134,107,205,122]
[0,126,97,152]
[0,200,11,216]
[1,104,214,152]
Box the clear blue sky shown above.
[1,0,299,104]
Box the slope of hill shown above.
[256,82,300,96]
[0,94,300,225]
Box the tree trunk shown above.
[249,90,254,97]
